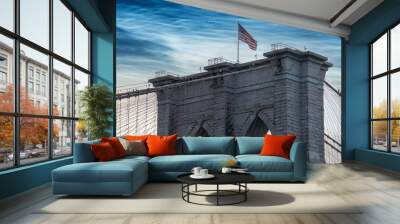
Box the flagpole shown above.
[237,22,239,63]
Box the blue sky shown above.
[117,0,341,90]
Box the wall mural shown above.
[116,0,342,163]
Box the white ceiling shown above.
[169,0,384,38]
[229,0,352,22]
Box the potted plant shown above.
[79,84,113,140]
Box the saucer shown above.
[232,170,249,174]
[190,174,215,179]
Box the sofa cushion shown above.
[91,142,118,161]
[53,158,147,183]
[74,140,100,163]
[101,137,127,158]
[124,135,153,149]
[116,155,150,163]
[236,137,263,155]
[124,135,151,141]
[147,135,177,157]
[236,155,293,172]
[260,134,296,159]
[119,138,147,156]
[181,137,235,155]
[149,154,235,172]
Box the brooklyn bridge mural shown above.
[116,0,342,163]
[116,48,341,163]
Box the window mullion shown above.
[370,45,374,150]
[71,10,76,155]
[13,0,21,167]
[388,30,391,152]
[48,0,54,160]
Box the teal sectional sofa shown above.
[52,137,306,196]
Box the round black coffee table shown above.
[177,173,255,206]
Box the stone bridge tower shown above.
[149,48,332,162]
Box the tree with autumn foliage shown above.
[0,84,59,153]
[75,119,88,142]
[0,85,14,151]
[391,99,400,144]
[372,99,400,144]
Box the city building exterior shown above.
[0,43,13,93]
[0,41,73,155]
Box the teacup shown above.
[199,169,208,176]
[191,167,202,176]
[221,167,232,174]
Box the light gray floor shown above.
[1,162,400,224]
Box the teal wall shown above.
[0,0,116,200]
[69,0,116,134]
[343,0,400,170]
[91,0,116,135]
[355,149,400,172]
[92,32,116,135]
[92,33,115,88]
[0,158,72,199]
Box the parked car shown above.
[8,150,32,160]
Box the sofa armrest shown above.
[73,140,99,163]
[289,142,306,181]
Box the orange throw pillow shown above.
[124,135,151,141]
[146,134,177,157]
[91,142,117,162]
[101,137,127,158]
[260,134,296,159]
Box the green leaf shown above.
[79,84,114,140]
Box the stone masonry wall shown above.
[151,48,331,162]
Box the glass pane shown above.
[391,72,400,118]
[74,69,89,117]
[372,121,388,151]
[53,0,72,60]
[372,76,387,119]
[0,0,14,31]
[53,59,72,117]
[372,33,387,76]
[391,120,400,153]
[20,44,49,115]
[75,120,88,143]
[0,35,14,112]
[0,116,14,170]
[20,0,49,49]
[20,117,49,165]
[391,24,400,70]
[74,17,89,70]
[53,119,72,157]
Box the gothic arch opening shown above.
[196,127,209,137]
[246,116,268,137]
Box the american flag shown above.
[238,23,257,51]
